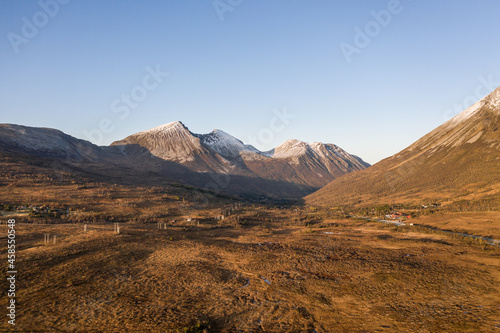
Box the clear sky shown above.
[1,0,500,164]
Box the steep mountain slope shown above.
[306,87,500,207]
[111,121,236,173]
[111,122,369,188]
[244,139,369,187]
[198,129,259,158]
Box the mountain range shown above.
[111,121,369,188]
[2,87,498,206]
[0,121,369,200]
[306,87,500,207]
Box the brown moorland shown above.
[1,216,499,332]
[411,211,500,241]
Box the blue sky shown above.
[1,0,500,164]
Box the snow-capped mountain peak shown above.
[198,129,258,158]
[272,139,309,158]
[110,121,370,184]
[142,121,188,134]
[272,139,345,159]
[112,120,203,163]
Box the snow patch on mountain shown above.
[113,121,203,163]
[142,121,187,134]
[271,140,351,161]
[449,99,485,125]
[272,139,309,159]
[487,86,500,110]
[110,121,370,178]
[449,87,500,125]
[198,129,259,158]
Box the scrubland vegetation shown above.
[1,159,499,332]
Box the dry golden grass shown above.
[1,156,500,331]
[0,170,234,225]
[412,211,500,240]
[1,217,499,332]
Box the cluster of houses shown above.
[168,215,225,225]
[385,212,412,220]
[13,204,64,212]
[28,205,69,217]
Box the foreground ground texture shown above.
[1,218,499,332]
